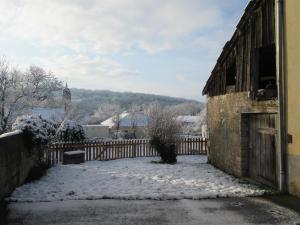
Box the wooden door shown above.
[248,114,277,187]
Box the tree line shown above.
[0,58,62,134]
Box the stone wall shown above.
[207,92,278,177]
[0,130,36,201]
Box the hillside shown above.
[68,89,205,124]
[71,89,203,108]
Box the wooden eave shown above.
[202,0,263,96]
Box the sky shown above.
[0,0,248,101]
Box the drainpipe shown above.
[275,0,287,192]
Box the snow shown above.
[176,116,201,124]
[101,111,129,127]
[64,150,85,155]
[12,115,57,144]
[0,130,22,138]
[56,120,85,142]
[83,125,108,127]
[119,111,148,127]
[101,111,148,128]
[9,156,268,202]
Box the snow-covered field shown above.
[10,156,268,202]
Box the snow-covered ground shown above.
[9,156,269,202]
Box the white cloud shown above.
[176,74,186,82]
[0,0,247,101]
[32,54,139,87]
[0,0,223,54]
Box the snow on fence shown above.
[45,138,208,165]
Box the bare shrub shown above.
[146,103,181,164]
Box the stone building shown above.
[202,0,300,197]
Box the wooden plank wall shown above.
[248,113,277,187]
[205,0,275,97]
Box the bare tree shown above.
[129,104,140,138]
[169,102,202,116]
[0,58,62,134]
[112,112,121,131]
[146,103,181,163]
[67,104,91,125]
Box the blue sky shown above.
[0,0,248,101]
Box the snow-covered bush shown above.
[12,115,58,145]
[146,103,181,164]
[56,120,85,142]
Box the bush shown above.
[150,137,177,164]
[146,103,181,164]
[12,115,58,167]
[56,120,85,142]
[12,115,57,145]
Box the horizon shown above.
[1,0,248,101]
[70,87,204,103]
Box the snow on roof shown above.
[101,111,129,127]
[82,125,109,127]
[30,107,64,122]
[176,116,201,124]
[0,130,22,139]
[101,111,148,128]
[120,111,148,127]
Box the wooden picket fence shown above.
[44,138,207,165]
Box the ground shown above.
[6,198,300,225]
[9,156,267,202]
[5,156,300,225]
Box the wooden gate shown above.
[248,113,277,187]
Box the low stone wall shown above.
[0,130,36,201]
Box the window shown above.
[226,60,236,92]
[258,44,276,88]
[256,44,277,100]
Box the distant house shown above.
[101,111,148,138]
[202,0,300,197]
[176,116,202,137]
[82,125,110,139]
[30,107,64,122]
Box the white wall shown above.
[82,125,110,139]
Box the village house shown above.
[176,115,202,137]
[101,111,148,138]
[202,0,300,197]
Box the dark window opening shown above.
[256,44,277,100]
[226,60,236,92]
[226,61,236,86]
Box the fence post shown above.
[133,140,136,158]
